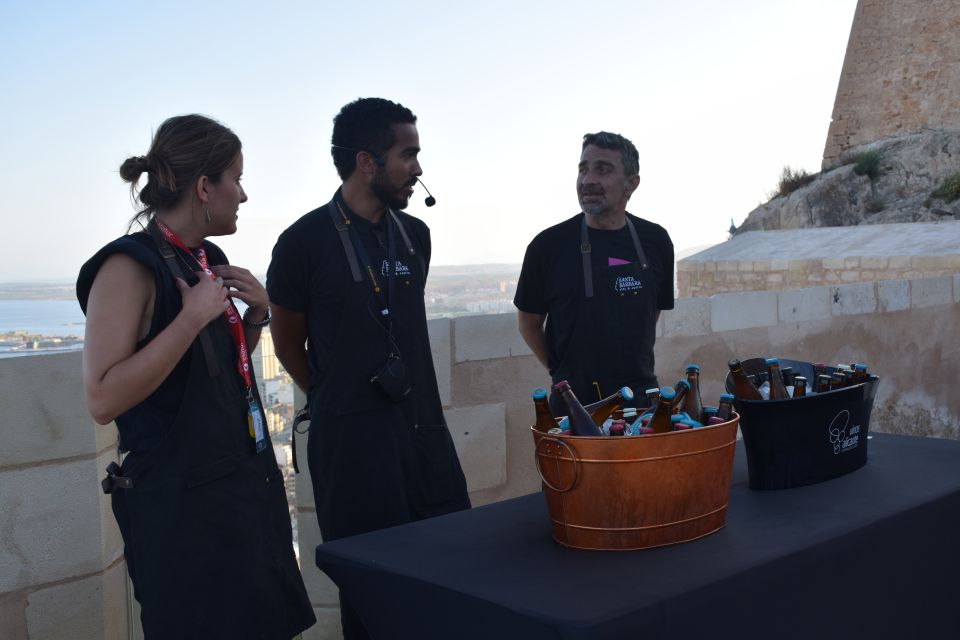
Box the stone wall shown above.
[678,255,960,297]
[823,0,960,164]
[5,276,960,639]
[680,222,960,297]
[0,352,128,640]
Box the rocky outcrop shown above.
[737,129,960,233]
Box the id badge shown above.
[247,397,266,453]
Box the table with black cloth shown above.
[315,433,960,639]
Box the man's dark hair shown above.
[331,98,417,180]
[582,131,639,176]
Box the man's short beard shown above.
[373,170,411,210]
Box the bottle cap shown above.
[531,387,547,399]
[728,358,742,369]
[644,387,660,396]
[765,357,779,365]
[685,364,700,373]
[675,379,690,390]
[620,386,634,401]
[855,364,867,371]
[553,380,570,392]
[719,393,735,401]
[659,386,676,399]
[703,407,718,415]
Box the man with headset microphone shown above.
[267,97,469,639]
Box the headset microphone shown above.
[417,178,437,207]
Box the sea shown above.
[0,299,86,336]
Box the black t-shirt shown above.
[267,194,441,418]
[514,213,674,398]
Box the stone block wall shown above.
[823,0,960,164]
[0,351,128,640]
[678,254,960,297]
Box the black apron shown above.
[548,214,660,414]
[108,290,314,638]
[308,202,469,543]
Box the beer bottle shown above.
[728,358,763,401]
[680,364,704,423]
[553,380,602,436]
[831,372,846,389]
[854,364,868,384]
[781,366,794,389]
[792,376,807,398]
[647,387,676,434]
[814,374,832,394]
[644,387,661,409]
[702,407,718,424]
[843,369,856,386]
[531,387,556,433]
[583,386,635,425]
[716,393,735,421]
[672,379,690,414]
[765,358,790,401]
[813,362,828,381]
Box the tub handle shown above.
[534,437,580,493]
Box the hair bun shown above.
[119,155,150,183]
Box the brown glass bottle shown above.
[792,376,807,398]
[853,364,868,384]
[814,374,832,393]
[716,393,735,421]
[553,380,603,436]
[647,387,677,434]
[728,358,763,401]
[680,364,704,423]
[671,379,690,414]
[583,386,635,425]
[531,387,555,432]
[765,358,790,401]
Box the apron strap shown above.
[580,216,594,298]
[388,208,426,285]
[328,201,364,283]
[580,214,649,299]
[146,222,221,378]
[625,217,650,270]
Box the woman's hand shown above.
[175,272,230,330]
[211,264,269,320]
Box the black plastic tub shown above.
[725,358,879,490]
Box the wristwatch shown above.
[243,306,271,327]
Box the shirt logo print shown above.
[381,259,412,277]
[614,275,643,292]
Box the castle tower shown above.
[823,0,960,166]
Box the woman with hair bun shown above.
[76,115,315,638]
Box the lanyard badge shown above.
[247,392,266,453]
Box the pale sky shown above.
[0,0,858,282]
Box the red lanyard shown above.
[154,220,253,392]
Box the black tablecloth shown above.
[315,433,960,639]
